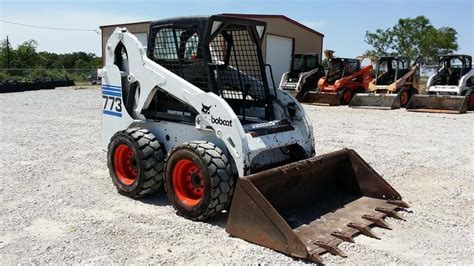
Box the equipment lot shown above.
[0,86,473,264]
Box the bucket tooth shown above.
[331,232,355,243]
[387,199,410,208]
[314,241,347,257]
[376,207,405,220]
[347,223,380,239]
[308,251,323,263]
[362,214,392,230]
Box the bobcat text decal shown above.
[211,116,232,127]
[202,103,232,127]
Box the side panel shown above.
[101,64,134,149]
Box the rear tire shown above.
[108,128,165,198]
[165,141,235,221]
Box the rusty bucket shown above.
[226,149,408,263]
[349,93,401,109]
[299,91,341,106]
[406,94,469,114]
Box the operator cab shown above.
[434,55,472,86]
[287,54,320,82]
[374,56,411,85]
[143,15,276,125]
[326,58,360,84]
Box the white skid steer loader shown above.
[407,54,474,113]
[278,53,325,100]
[101,15,408,263]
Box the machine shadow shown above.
[138,190,228,229]
[138,190,171,206]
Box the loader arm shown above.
[103,28,250,174]
[387,63,420,92]
[332,65,372,92]
[297,67,322,89]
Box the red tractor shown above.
[300,51,373,105]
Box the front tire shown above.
[462,89,474,110]
[107,128,165,198]
[339,88,353,105]
[165,141,235,221]
[399,89,410,107]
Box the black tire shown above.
[339,88,353,105]
[301,79,316,92]
[107,127,165,198]
[407,88,418,105]
[462,89,474,110]
[165,141,235,221]
[398,89,410,107]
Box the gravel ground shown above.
[1,86,473,264]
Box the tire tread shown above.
[108,127,165,198]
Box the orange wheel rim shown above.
[172,159,204,206]
[343,91,351,103]
[114,144,138,186]
[401,91,408,105]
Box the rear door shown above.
[265,34,293,88]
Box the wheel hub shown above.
[191,173,202,188]
[114,144,138,186]
[173,159,204,206]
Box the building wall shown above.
[100,22,150,65]
[240,17,323,63]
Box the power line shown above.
[0,19,100,34]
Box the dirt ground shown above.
[1,86,473,264]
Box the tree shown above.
[0,38,102,81]
[0,39,9,68]
[12,40,40,68]
[364,16,458,64]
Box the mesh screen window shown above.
[150,22,271,121]
[153,25,209,91]
[209,27,266,103]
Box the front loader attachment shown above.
[406,94,469,114]
[349,93,401,109]
[226,149,408,263]
[299,91,340,106]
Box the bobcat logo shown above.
[201,104,211,114]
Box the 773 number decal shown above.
[102,95,122,112]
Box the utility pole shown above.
[6,36,11,68]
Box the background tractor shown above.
[278,53,325,101]
[350,56,420,109]
[300,50,373,106]
[407,54,474,113]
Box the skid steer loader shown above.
[278,53,325,100]
[300,51,373,106]
[407,54,474,113]
[101,15,408,263]
[350,56,420,109]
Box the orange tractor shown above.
[299,50,373,105]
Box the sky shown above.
[1,0,473,58]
